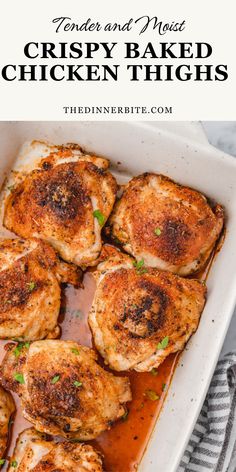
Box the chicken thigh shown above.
[106,173,224,275]
[0,340,131,440]
[89,245,206,371]
[3,142,117,267]
[8,428,103,472]
[0,385,15,465]
[0,238,81,340]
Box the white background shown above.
[0,0,235,120]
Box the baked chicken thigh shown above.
[0,238,81,340]
[106,173,224,275]
[89,245,206,371]
[0,340,131,440]
[3,142,117,267]
[0,385,15,464]
[8,428,103,472]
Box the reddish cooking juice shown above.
[0,233,223,472]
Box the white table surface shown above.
[202,121,236,358]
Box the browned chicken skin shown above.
[8,428,103,472]
[0,145,222,469]
[0,340,131,440]
[106,173,224,275]
[89,245,207,371]
[0,238,81,341]
[0,385,15,465]
[3,143,117,267]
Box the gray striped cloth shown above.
[178,352,236,472]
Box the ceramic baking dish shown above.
[0,121,235,472]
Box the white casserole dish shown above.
[0,121,235,472]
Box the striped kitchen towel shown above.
[178,352,236,472]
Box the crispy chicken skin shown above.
[0,340,131,440]
[0,385,15,464]
[105,173,224,275]
[8,428,103,472]
[89,245,207,371]
[3,143,117,267]
[0,238,81,341]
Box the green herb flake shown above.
[93,209,105,227]
[13,342,30,358]
[72,310,83,319]
[11,460,18,468]
[74,380,83,387]
[162,383,167,392]
[133,259,144,270]
[154,227,162,236]
[157,336,169,350]
[27,281,36,292]
[71,348,80,355]
[133,258,148,275]
[13,373,25,384]
[151,368,158,376]
[51,375,60,384]
[145,389,160,401]
[140,268,148,274]
[13,345,22,358]
[0,459,5,465]
[7,185,14,192]
[121,410,129,421]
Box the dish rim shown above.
[0,121,236,472]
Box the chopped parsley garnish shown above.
[157,336,169,350]
[133,259,144,269]
[11,460,18,468]
[133,259,148,274]
[7,185,14,191]
[13,342,30,358]
[121,410,129,421]
[14,373,25,384]
[151,368,158,376]
[154,227,162,236]
[145,389,160,401]
[162,383,167,392]
[0,459,5,465]
[138,268,148,274]
[27,281,36,292]
[13,345,22,358]
[51,375,60,384]
[72,310,83,319]
[138,402,144,410]
[71,348,80,355]
[74,380,83,387]
[93,209,105,227]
